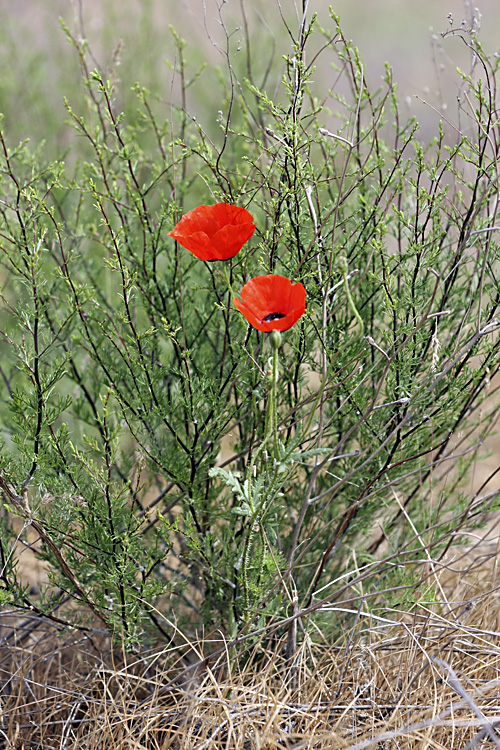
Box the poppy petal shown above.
[240,275,288,318]
[170,205,219,237]
[233,297,269,332]
[168,203,255,261]
[211,202,253,228]
[213,223,256,260]
[168,229,216,260]
[234,274,306,332]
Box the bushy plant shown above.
[0,3,499,653]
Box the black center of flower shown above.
[263,312,286,322]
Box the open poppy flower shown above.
[168,202,256,261]
[233,274,306,332]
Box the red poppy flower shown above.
[233,274,306,332]
[168,202,255,261]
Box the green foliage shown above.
[0,5,499,651]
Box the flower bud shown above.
[337,255,348,275]
[269,329,282,349]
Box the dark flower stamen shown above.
[263,312,286,322]
[233,274,306,332]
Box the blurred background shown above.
[1,0,499,149]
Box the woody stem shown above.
[220,262,237,299]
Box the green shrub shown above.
[0,6,499,652]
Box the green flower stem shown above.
[241,517,258,619]
[240,330,281,624]
[240,466,279,626]
[269,331,280,460]
[257,522,267,585]
[246,331,281,504]
[337,255,364,336]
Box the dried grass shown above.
[3,555,500,750]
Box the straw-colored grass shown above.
[3,552,500,750]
